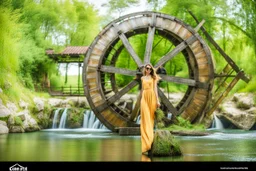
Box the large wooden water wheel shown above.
[83,11,248,132]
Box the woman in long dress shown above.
[140,63,160,155]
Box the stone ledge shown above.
[118,127,140,135]
[170,130,212,136]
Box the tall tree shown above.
[70,0,100,46]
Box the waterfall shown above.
[136,115,141,124]
[52,108,62,128]
[212,114,224,129]
[92,120,101,129]
[50,108,108,130]
[83,110,107,129]
[59,108,68,129]
[88,111,96,128]
[83,110,90,128]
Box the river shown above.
[1,128,256,162]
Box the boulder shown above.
[0,120,7,126]
[23,111,41,132]
[233,93,255,109]
[0,121,9,134]
[217,112,255,130]
[33,97,45,111]
[0,124,9,134]
[6,102,18,113]
[19,100,28,110]
[0,101,11,118]
[9,126,25,133]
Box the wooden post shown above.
[188,10,250,83]
[206,71,243,116]
[65,62,69,84]
[78,58,81,96]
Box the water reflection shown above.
[141,154,151,162]
[0,129,256,161]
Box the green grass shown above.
[163,116,206,131]
[50,75,83,88]
[60,75,83,87]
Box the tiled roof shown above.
[46,49,55,55]
[60,46,88,55]
[46,46,88,56]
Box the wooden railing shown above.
[49,86,84,96]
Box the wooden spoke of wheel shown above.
[96,80,139,113]
[129,93,141,121]
[100,65,138,77]
[154,34,198,68]
[159,74,196,86]
[112,23,143,67]
[157,88,178,116]
[144,14,156,64]
[159,74,209,88]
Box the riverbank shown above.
[0,92,256,135]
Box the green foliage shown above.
[0,5,20,87]
[14,116,23,126]
[0,116,10,123]
[50,74,63,88]
[72,115,80,123]
[176,116,192,128]
[235,77,256,93]
[155,108,165,122]
[37,118,49,129]
[155,108,165,129]
[33,92,51,98]
[1,79,34,104]
[44,103,51,116]
[66,108,84,128]
[71,1,100,46]
[165,116,205,131]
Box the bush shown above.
[14,116,23,126]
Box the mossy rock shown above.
[152,130,182,156]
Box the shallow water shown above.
[1,128,256,162]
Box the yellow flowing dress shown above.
[140,77,157,153]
